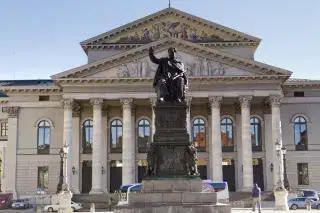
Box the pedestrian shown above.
[90,203,95,212]
[252,183,261,213]
[306,198,311,210]
[108,197,113,211]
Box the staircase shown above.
[72,194,120,209]
[230,191,275,208]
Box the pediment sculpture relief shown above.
[184,57,226,77]
[116,59,157,78]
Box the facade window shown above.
[293,116,308,151]
[1,107,7,113]
[82,120,93,154]
[37,167,49,189]
[192,118,206,152]
[39,96,50,101]
[250,117,262,151]
[220,118,233,152]
[137,119,151,153]
[297,163,309,185]
[0,122,8,136]
[37,120,51,154]
[110,119,123,153]
[294,92,304,97]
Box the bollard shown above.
[90,203,95,212]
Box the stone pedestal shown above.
[58,187,73,213]
[274,189,289,211]
[114,102,231,213]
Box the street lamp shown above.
[56,148,64,193]
[275,140,284,190]
[281,146,291,191]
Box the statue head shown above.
[168,47,177,59]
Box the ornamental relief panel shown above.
[89,50,255,78]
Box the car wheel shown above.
[291,204,298,210]
[71,207,76,212]
[48,207,54,212]
[317,204,320,209]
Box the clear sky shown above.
[0,0,319,80]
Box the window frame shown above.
[82,119,93,154]
[250,117,262,152]
[37,166,49,190]
[220,117,234,152]
[110,119,123,153]
[297,163,309,185]
[293,116,308,151]
[37,120,51,154]
[0,121,8,137]
[192,117,207,152]
[137,118,151,153]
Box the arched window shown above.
[192,118,206,151]
[82,120,93,154]
[0,121,8,136]
[110,119,123,153]
[220,118,234,152]
[294,116,308,150]
[250,117,262,151]
[137,119,151,153]
[37,120,51,154]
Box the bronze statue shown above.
[149,47,188,103]
[145,142,158,176]
[185,142,199,176]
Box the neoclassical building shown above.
[0,7,317,197]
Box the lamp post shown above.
[57,142,73,213]
[281,146,291,191]
[274,139,289,211]
[56,148,64,193]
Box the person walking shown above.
[252,183,262,213]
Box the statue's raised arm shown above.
[149,47,162,64]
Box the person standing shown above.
[252,183,262,212]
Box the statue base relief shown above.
[274,188,289,211]
[58,184,73,213]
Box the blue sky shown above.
[0,0,319,80]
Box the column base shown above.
[89,189,104,194]
[238,187,252,192]
[71,188,81,194]
[103,189,109,194]
[274,189,289,211]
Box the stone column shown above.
[79,161,83,193]
[239,96,254,191]
[120,98,135,185]
[102,106,108,193]
[186,97,192,142]
[209,96,223,182]
[71,103,81,194]
[4,107,19,198]
[89,98,104,194]
[150,98,156,142]
[269,95,283,190]
[207,104,212,179]
[61,99,74,188]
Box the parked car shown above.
[299,189,319,201]
[44,201,82,212]
[11,199,29,209]
[288,197,320,210]
[0,193,13,209]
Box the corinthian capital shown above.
[239,96,252,108]
[90,98,104,109]
[120,98,133,110]
[61,99,74,110]
[150,97,157,107]
[7,107,19,118]
[269,95,283,107]
[209,96,222,108]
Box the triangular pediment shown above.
[80,7,261,46]
[51,37,291,79]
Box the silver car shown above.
[288,197,320,210]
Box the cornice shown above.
[84,41,258,51]
[80,7,260,47]
[282,79,320,90]
[53,75,289,86]
[51,37,291,79]
[0,86,61,93]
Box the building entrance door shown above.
[253,158,264,191]
[222,158,236,191]
[110,160,122,193]
[137,160,147,183]
[81,161,92,194]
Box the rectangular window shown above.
[0,122,8,136]
[297,163,309,185]
[1,107,7,113]
[294,92,304,97]
[39,96,50,101]
[37,167,49,189]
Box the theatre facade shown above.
[0,7,319,197]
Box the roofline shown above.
[80,7,261,47]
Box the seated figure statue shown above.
[149,46,188,103]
